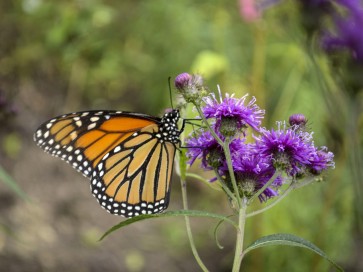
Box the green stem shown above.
[214,170,237,205]
[193,105,241,208]
[185,172,221,191]
[246,176,317,217]
[223,139,242,207]
[247,171,280,205]
[247,182,294,218]
[293,176,318,189]
[180,176,209,272]
[194,106,224,146]
[232,199,248,272]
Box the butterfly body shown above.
[34,109,182,217]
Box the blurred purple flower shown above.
[322,0,363,63]
[239,0,261,22]
[238,0,285,22]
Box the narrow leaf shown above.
[244,233,343,271]
[100,210,237,241]
[0,165,28,200]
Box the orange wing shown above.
[34,109,182,218]
[34,111,160,178]
[91,124,176,217]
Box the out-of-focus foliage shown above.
[0,0,359,271]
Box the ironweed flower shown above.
[254,124,317,176]
[184,79,334,203]
[230,148,283,201]
[308,147,335,175]
[186,129,245,170]
[174,73,337,271]
[202,93,264,136]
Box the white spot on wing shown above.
[88,123,96,130]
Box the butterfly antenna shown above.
[168,76,174,109]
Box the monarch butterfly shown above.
[34,109,183,218]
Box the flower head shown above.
[230,149,283,201]
[254,124,316,176]
[186,129,246,170]
[202,93,264,136]
[308,147,335,175]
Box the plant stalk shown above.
[180,176,209,272]
[232,200,248,272]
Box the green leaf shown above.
[100,210,237,241]
[213,215,235,250]
[0,165,29,201]
[244,233,344,271]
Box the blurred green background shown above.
[0,0,361,271]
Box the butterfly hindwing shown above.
[90,124,177,217]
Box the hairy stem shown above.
[247,171,280,205]
[232,199,248,272]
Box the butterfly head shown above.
[159,109,181,144]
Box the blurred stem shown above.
[251,23,266,108]
[0,165,29,201]
[185,172,222,191]
[307,40,363,233]
[180,175,209,272]
[232,199,248,272]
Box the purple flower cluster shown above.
[185,91,335,202]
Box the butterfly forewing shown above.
[34,109,181,218]
[34,111,159,178]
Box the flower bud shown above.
[174,72,192,91]
[289,114,307,127]
[174,73,206,104]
